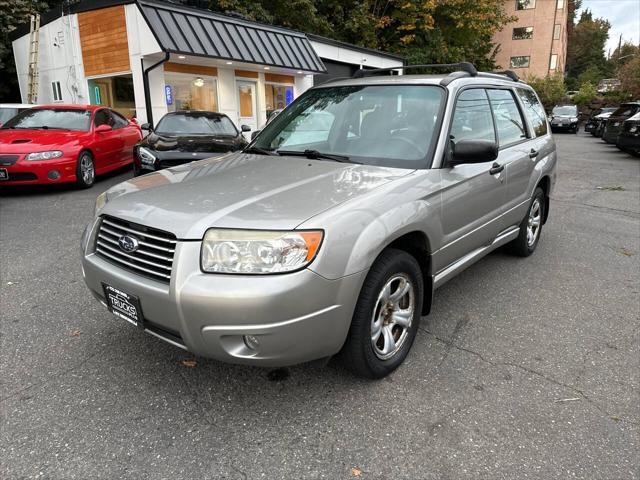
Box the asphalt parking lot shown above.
[1,132,638,479]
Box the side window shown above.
[450,88,496,145]
[94,109,111,128]
[487,89,527,147]
[516,88,548,136]
[110,110,128,129]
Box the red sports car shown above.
[0,105,141,188]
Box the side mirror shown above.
[140,123,152,131]
[241,124,251,132]
[95,124,113,133]
[250,129,261,140]
[450,139,498,165]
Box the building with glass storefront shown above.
[11,0,404,136]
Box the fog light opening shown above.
[48,170,61,180]
[243,335,260,351]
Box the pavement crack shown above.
[419,326,637,428]
[552,198,640,217]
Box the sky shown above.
[578,0,640,55]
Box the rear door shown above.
[438,88,507,270]
[486,88,536,231]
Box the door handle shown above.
[489,162,504,175]
[529,148,539,158]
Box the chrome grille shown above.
[95,216,176,283]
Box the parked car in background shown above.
[0,103,35,127]
[616,112,640,156]
[0,105,141,187]
[549,104,579,133]
[82,64,557,379]
[585,107,617,135]
[135,111,248,175]
[602,102,640,144]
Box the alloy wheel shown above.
[81,155,95,185]
[527,198,542,247]
[370,274,415,360]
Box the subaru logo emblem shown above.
[118,235,139,253]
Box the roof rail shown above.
[490,70,520,82]
[352,62,478,78]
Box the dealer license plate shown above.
[102,283,143,328]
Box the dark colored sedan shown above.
[134,111,248,175]
[549,105,579,133]
[602,102,640,144]
[616,112,640,156]
[584,107,616,134]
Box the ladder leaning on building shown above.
[27,14,40,104]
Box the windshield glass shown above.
[552,105,578,116]
[0,108,20,124]
[155,113,238,136]
[252,85,445,168]
[2,108,92,131]
[611,104,640,117]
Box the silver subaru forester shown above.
[81,63,556,378]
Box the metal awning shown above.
[138,0,326,73]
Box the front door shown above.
[236,80,257,140]
[436,88,507,272]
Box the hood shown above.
[100,152,411,239]
[595,112,613,119]
[625,112,640,122]
[0,129,86,153]
[140,132,242,154]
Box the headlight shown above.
[137,147,156,165]
[629,125,638,133]
[201,229,323,274]
[570,117,578,123]
[25,150,63,160]
[94,191,108,216]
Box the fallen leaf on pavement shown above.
[180,359,197,368]
[351,467,362,477]
[70,330,81,337]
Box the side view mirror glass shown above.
[241,124,251,132]
[450,139,498,165]
[140,123,152,131]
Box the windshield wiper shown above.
[277,149,358,164]
[243,146,280,156]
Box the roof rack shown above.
[491,70,520,82]
[352,62,478,78]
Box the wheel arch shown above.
[383,230,433,316]
[536,175,551,224]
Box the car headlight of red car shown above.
[25,150,63,161]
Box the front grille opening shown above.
[145,320,185,348]
[95,216,176,283]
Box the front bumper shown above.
[81,226,366,366]
[617,132,640,151]
[550,122,577,131]
[0,154,77,185]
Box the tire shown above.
[339,249,423,379]
[507,187,545,257]
[76,151,95,188]
[133,162,143,177]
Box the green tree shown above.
[565,9,611,89]
[576,65,603,89]
[573,82,597,106]
[618,56,640,100]
[526,73,566,111]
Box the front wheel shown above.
[507,187,545,257]
[76,151,95,188]
[339,249,423,379]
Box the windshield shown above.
[252,85,445,168]
[155,113,238,136]
[2,108,92,131]
[0,108,20,124]
[552,105,578,116]
[611,104,640,117]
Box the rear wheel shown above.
[507,187,545,257]
[339,249,423,379]
[76,151,95,188]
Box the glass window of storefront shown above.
[88,74,135,118]
[164,72,218,112]
[265,83,294,117]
